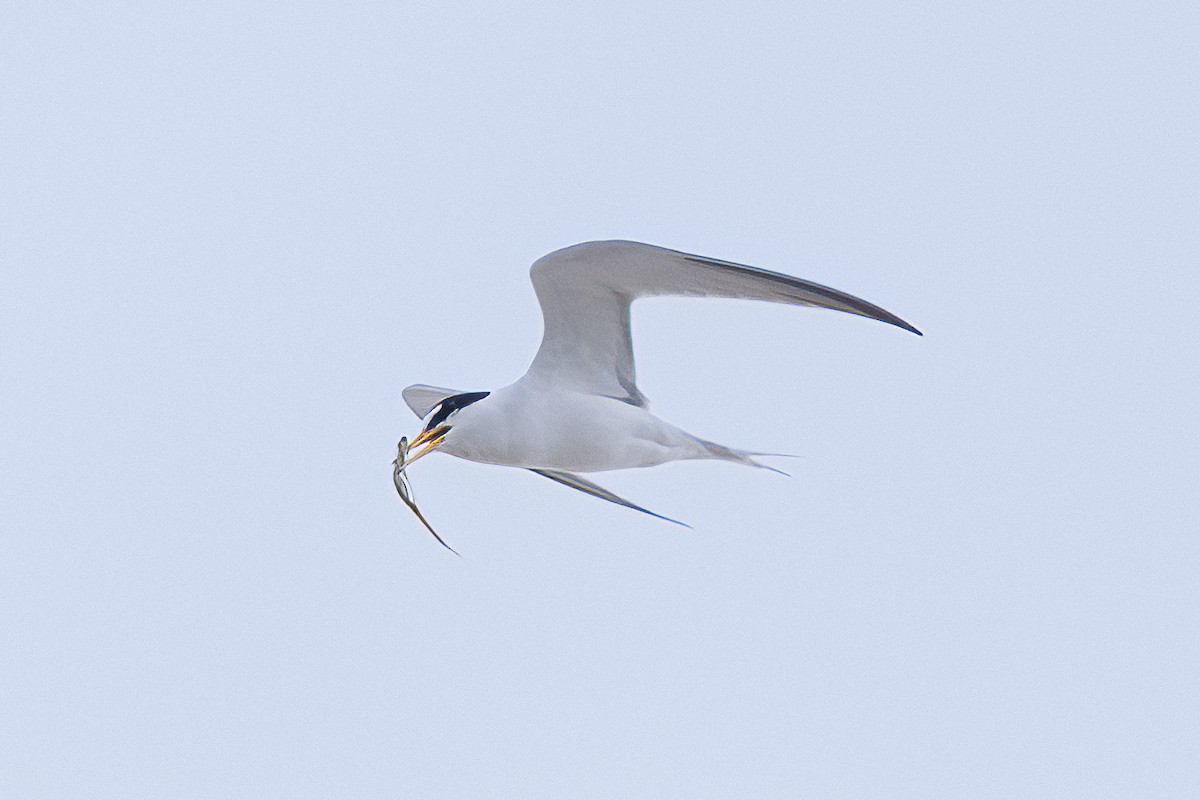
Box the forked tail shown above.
[690,436,797,476]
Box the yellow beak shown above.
[404,425,449,467]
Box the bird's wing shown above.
[529,468,690,528]
[402,384,465,418]
[521,240,920,406]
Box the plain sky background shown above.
[3,1,1198,797]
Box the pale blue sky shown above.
[3,1,1198,797]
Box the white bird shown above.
[395,240,920,548]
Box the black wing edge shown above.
[682,253,923,336]
[529,469,691,528]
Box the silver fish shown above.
[393,437,460,556]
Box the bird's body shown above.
[438,383,713,472]
[395,239,920,546]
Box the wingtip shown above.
[883,314,922,336]
[646,509,692,529]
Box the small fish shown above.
[393,437,460,556]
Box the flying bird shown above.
[394,240,920,550]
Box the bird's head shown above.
[401,391,491,467]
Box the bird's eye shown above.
[426,403,454,431]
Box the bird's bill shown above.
[404,425,449,467]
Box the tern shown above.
[395,240,920,550]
